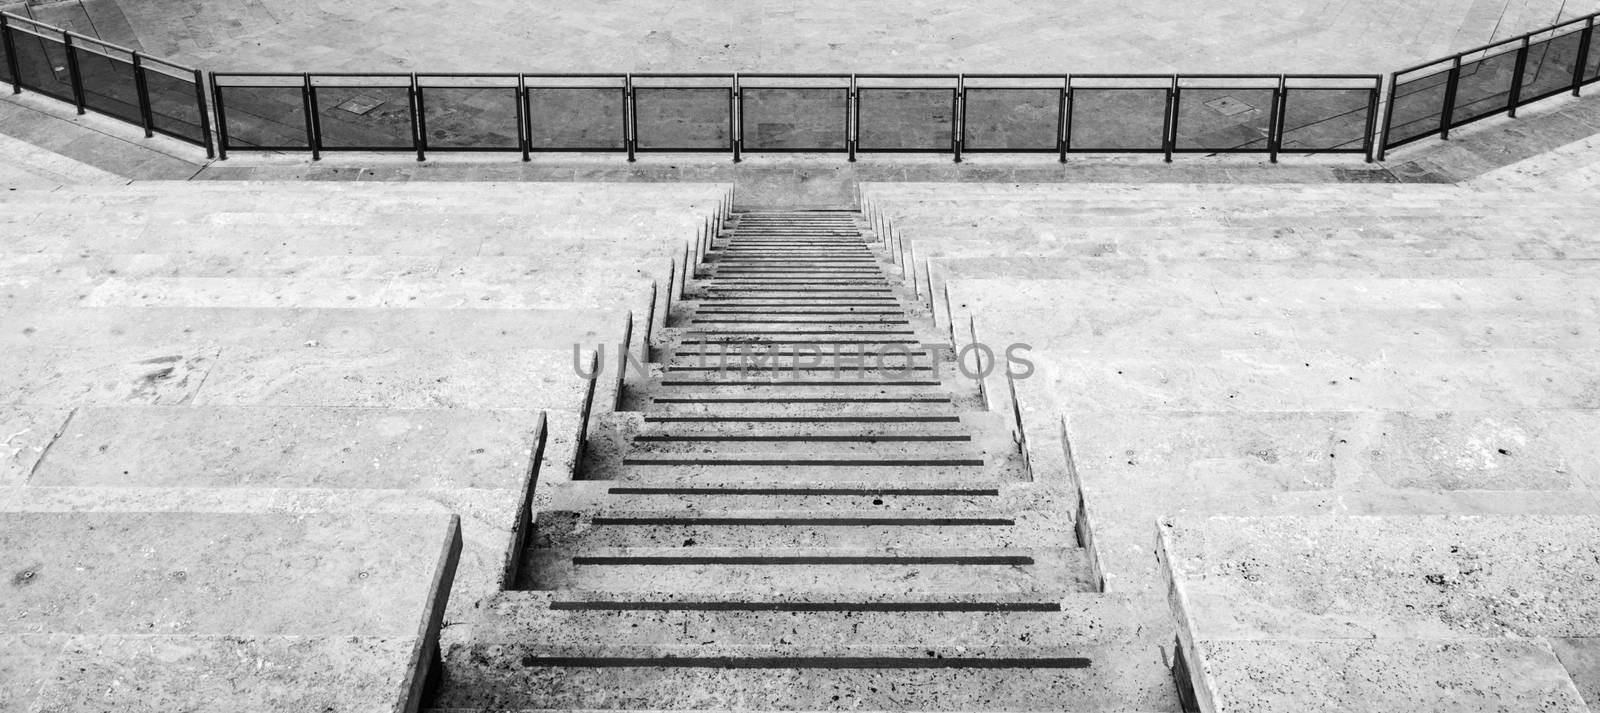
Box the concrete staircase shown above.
[428,210,1179,711]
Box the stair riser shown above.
[432,650,1177,711]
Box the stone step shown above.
[633,411,997,437]
[608,459,998,480]
[520,546,1096,594]
[631,394,978,415]
[529,588,1080,611]
[622,436,987,459]
[675,322,928,335]
[531,510,1074,550]
[428,643,1177,711]
[642,374,962,393]
[541,479,1072,516]
[460,590,1159,647]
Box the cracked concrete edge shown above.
[21,406,76,486]
[1156,517,1215,713]
[399,513,461,713]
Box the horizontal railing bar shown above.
[739,73,853,78]
[1392,56,1458,77]
[960,73,1068,78]
[415,72,523,78]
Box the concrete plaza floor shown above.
[110,0,1599,74]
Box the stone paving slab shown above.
[190,346,583,410]
[0,510,460,712]
[1190,638,1587,713]
[1160,515,1600,640]
[0,306,620,352]
[0,344,221,406]
[34,406,540,490]
[1066,410,1600,495]
[1021,347,1600,412]
[1158,515,1600,712]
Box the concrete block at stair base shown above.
[0,511,460,713]
[23,405,575,617]
[1160,515,1600,640]
[0,345,221,406]
[1192,638,1587,713]
[1159,515,1600,712]
[190,347,584,409]
[1085,492,1600,596]
[0,486,516,630]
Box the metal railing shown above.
[1379,12,1599,159]
[210,71,1382,162]
[4,9,1599,164]
[1,11,213,156]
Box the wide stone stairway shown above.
[429,210,1179,711]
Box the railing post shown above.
[409,72,425,162]
[1439,56,1461,140]
[953,74,964,163]
[131,53,154,138]
[1269,75,1286,163]
[2,15,22,95]
[1574,18,1594,97]
[302,73,321,160]
[194,68,214,158]
[1507,37,1530,118]
[62,33,85,114]
[730,73,741,163]
[1362,76,1381,163]
[516,74,530,162]
[210,72,228,160]
[625,73,636,162]
[1163,75,1178,163]
[1058,75,1069,163]
[1376,71,1398,161]
[848,74,858,162]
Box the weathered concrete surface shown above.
[1158,515,1599,713]
[103,0,1592,74]
[0,511,460,713]
[864,181,1600,711]
[1191,638,1586,713]
[36,406,537,490]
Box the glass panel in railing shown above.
[420,86,520,150]
[144,67,205,145]
[8,28,74,102]
[1587,29,1600,83]
[1280,88,1371,152]
[1520,29,1585,103]
[963,88,1059,151]
[741,87,847,151]
[857,88,954,151]
[0,27,13,86]
[219,85,309,149]
[314,84,413,149]
[1068,88,1167,151]
[1174,87,1274,152]
[526,87,625,150]
[71,45,141,125]
[634,87,730,151]
[1451,48,1518,127]
[1384,68,1450,147]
